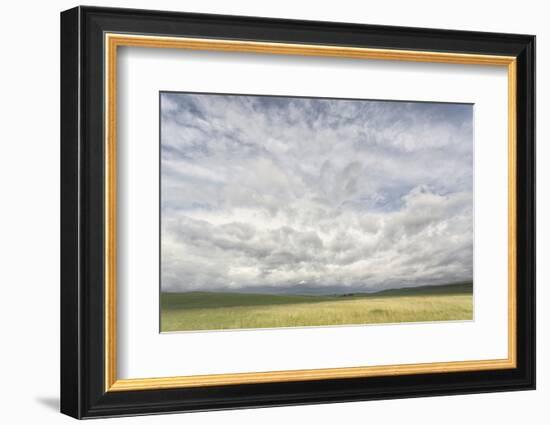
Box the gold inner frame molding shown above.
[104,33,517,392]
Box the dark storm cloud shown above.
[160,92,473,293]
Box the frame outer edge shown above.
[522,36,536,389]
[60,6,83,419]
[531,36,536,389]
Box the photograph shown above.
[58,5,535,419]
[160,92,474,332]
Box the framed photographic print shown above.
[60,6,536,419]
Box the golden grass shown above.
[161,290,473,332]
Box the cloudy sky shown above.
[160,92,473,294]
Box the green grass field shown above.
[160,282,473,332]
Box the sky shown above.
[160,92,473,294]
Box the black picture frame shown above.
[61,5,535,419]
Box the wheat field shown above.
[160,282,473,332]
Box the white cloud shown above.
[160,93,473,293]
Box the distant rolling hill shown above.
[163,281,473,297]
[349,281,473,297]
